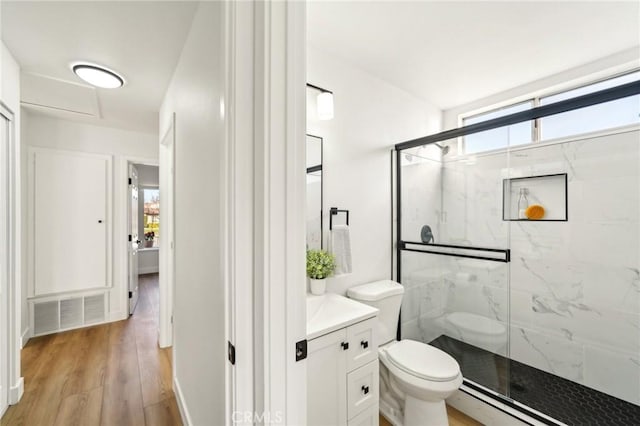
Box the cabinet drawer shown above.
[347,360,379,420]
[347,318,377,371]
[348,404,379,426]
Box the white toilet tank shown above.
[347,280,404,346]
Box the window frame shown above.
[141,186,160,248]
[458,69,640,155]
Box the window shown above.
[463,101,533,154]
[540,71,640,141]
[143,188,159,248]
[460,71,640,154]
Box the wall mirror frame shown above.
[306,134,323,249]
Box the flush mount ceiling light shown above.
[307,83,334,120]
[72,63,124,89]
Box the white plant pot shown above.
[309,278,327,295]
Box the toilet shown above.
[445,311,507,354]
[347,280,462,426]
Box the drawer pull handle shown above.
[360,340,369,349]
[341,342,349,350]
[362,385,369,395]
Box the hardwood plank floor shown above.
[1,274,182,426]
[379,405,483,426]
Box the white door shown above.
[0,111,10,416]
[159,116,175,347]
[128,164,140,315]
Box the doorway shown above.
[128,162,160,318]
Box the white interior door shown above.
[0,112,10,416]
[159,115,175,348]
[129,164,140,315]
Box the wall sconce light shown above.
[307,83,334,120]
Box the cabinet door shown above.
[308,328,348,426]
[347,359,379,420]
[349,405,379,426]
[347,318,378,371]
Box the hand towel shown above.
[329,224,352,275]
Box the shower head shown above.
[435,143,450,156]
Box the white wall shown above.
[1,40,23,403]
[158,2,225,424]
[138,250,158,275]
[306,46,442,295]
[22,112,157,332]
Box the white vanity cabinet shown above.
[308,317,379,426]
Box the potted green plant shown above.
[306,249,336,295]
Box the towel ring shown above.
[329,207,349,230]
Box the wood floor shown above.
[1,274,182,426]
[379,405,483,426]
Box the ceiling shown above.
[1,1,198,134]
[308,1,640,110]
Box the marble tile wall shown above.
[400,129,640,405]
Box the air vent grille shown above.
[84,294,105,324]
[34,301,59,335]
[32,293,107,336]
[60,298,83,329]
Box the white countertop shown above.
[306,292,378,340]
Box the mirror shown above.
[306,134,323,249]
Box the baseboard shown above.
[139,266,159,275]
[20,327,30,349]
[9,377,24,404]
[174,375,193,426]
[108,309,129,322]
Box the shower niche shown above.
[502,173,568,221]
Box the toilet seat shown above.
[446,312,506,336]
[385,340,460,382]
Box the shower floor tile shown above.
[429,335,640,426]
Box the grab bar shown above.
[399,241,510,263]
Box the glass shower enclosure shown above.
[394,79,640,424]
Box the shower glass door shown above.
[397,130,515,398]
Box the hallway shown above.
[0,274,182,426]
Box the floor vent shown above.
[32,293,107,336]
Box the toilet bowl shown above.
[348,280,463,426]
[445,311,507,354]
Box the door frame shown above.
[158,115,174,349]
[225,1,308,424]
[0,101,23,406]
[121,157,159,324]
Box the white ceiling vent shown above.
[20,72,100,118]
